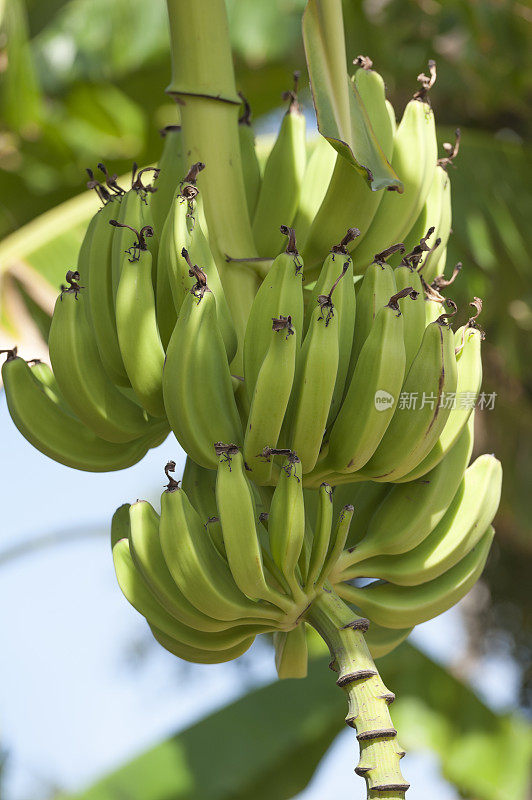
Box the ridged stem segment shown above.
[165,0,259,366]
[306,588,409,799]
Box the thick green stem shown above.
[307,588,409,798]
[165,0,259,366]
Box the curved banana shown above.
[215,447,290,609]
[151,126,185,239]
[301,61,395,276]
[325,289,408,474]
[48,285,152,443]
[114,223,166,418]
[243,228,304,404]
[86,199,131,385]
[336,527,494,629]
[317,503,355,587]
[393,263,425,373]
[159,470,283,624]
[181,456,226,557]
[307,235,358,427]
[151,625,255,664]
[287,293,339,474]
[243,315,297,485]
[353,454,501,586]
[2,352,167,472]
[113,536,265,649]
[163,287,243,470]
[305,482,334,591]
[274,625,308,679]
[268,454,306,601]
[293,135,337,248]
[397,323,482,482]
[337,414,474,573]
[360,314,458,481]
[347,256,398,383]
[422,167,452,284]
[252,74,306,257]
[127,500,241,633]
[238,96,262,219]
[352,93,438,273]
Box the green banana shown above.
[163,287,243,470]
[274,625,308,679]
[216,447,289,608]
[336,527,494,629]
[353,455,501,586]
[151,625,255,664]
[86,198,131,385]
[352,91,438,273]
[301,60,396,276]
[347,254,398,382]
[293,135,337,249]
[364,621,413,660]
[317,503,354,587]
[113,536,265,649]
[337,414,474,574]
[397,323,482,482]
[268,454,306,601]
[113,222,166,418]
[306,235,358,427]
[238,95,262,219]
[305,482,334,591]
[243,228,304,404]
[159,466,283,624]
[393,262,426,373]
[151,126,185,238]
[127,500,241,633]
[422,134,457,284]
[2,352,167,472]
[181,456,226,557]
[325,289,409,475]
[243,315,297,485]
[252,73,306,257]
[360,314,458,481]
[48,284,152,443]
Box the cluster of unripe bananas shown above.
[2,59,501,679]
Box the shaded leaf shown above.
[302,0,401,191]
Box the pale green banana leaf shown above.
[65,646,531,800]
[302,0,402,191]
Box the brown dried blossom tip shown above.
[282,71,301,114]
[413,59,437,101]
[97,163,125,196]
[373,242,405,266]
[436,298,458,325]
[238,92,253,126]
[109,221,153,262]
[401,228,440,270]
[132,166,160,197]
[0,347,17,361]
[320,483,334,502]
[432,262,462,291]
[353,55,373,70]
[467,297,485,337]
[86,168,112,205]
[164,460,181,491]
[181,248,209,300]
[60,269,84,299]
[438,129,461,170]
[272,314,295,338]
[386,286,419,314]
[181,162,205,187]
[317,261,350,326]
[214,442,240,469]
[331,228,360,255]
[280,225,303,273]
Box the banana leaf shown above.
[302,0,402,192]
[66,646,532,800]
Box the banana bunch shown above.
[110,450,377,676]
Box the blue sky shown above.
[0,395,521,800]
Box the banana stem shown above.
[165,0,259,366]
[306,588,410,798]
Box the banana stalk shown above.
[165,0,259,367]
[307,589,409,798]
